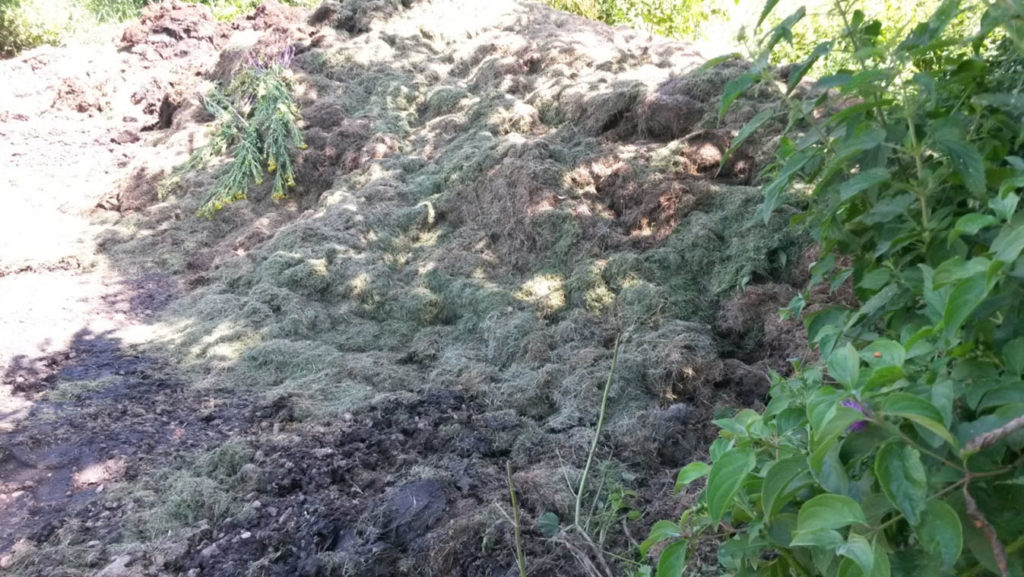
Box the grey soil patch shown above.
[0,330,246,558]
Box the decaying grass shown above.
[12,0,812,574]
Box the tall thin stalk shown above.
[506,461,527,577]
[574,334,621,530]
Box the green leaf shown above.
[640,520,680,555]
[756,0,780,29]
[844,284,899,332]
[762,456,812,519]
[810,442,850,495]
[810,252,836,288]
[790,528,844,548]
[838,533,874,577]
[812,406,868,450]
[709,437,734,461]
[796,494,866,534]
[864,366,904,390]
[899,0,961,54]
[974,382,1024,411]
[875,443,928,526]
[807,387,843,432]
[828,344,860,388]
[1003,337,1024,377]
[990,192,1020,222]
[932,379,955,426]
[537,511,560,538]
[839,168,889,201]
[836,127,886,161]
[974,92,1024,116]
[943,273,990,339]
[991,215,1024,263]
[694,52,743,73]
[916,501,962,570]
[932,257,992,287]
[860,339,905,368]
[880,393,956,446]
[816,72,853,90]
[720,71,758,119]
[920,265,951,323]
[766,513,798,548]
[656,539,688,577]
[787,42,831,95]
[830,269,854,293]
[949,213,999,244]
[931,124,987,196]
[762,7,807,56]
[858,269,891,291]
[758,149,815,223]
[997,472,1024,486]
[957,403,1024,452]
[674,462,710,494]
[721,109,774,169]
[872,537,892,577]
[999,175,1024,196]
[859,194,915,225]
[707,448,755,524]
[835,69,891,96]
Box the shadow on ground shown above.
[0,329,246,562]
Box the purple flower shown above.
[248,46,295,73]
[841,399,870,432]
[277,45,295,69]
[247,52,264,72]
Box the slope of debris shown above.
[1,1,809,575]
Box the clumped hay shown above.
[85,0,813,574]
[609,402,699,467]
[567,259,616,313]
[234,339,342,388]
[421,85,469,120]
[511,463,577,516]
[161,473,237,526]
[196,439,254,483]
[311,0,422,34]
[626,321,722,402]
[559,80,647,136]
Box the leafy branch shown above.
[643,1,1024,575]
[164,48,306,218]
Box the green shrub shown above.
[0,0,317,58]
[645,1,1024,575]
[0,0,78,56]
[86,0,144,22]
[0,0,146,56]
[184,0,317,21]
[175,48,306,218]
[543,0,733,40]
[750,0,979,71]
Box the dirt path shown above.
[0,17,234,564]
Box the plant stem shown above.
[507,461,527,577]
[964,481,1010,577]
[906,110,931,242]
[962,535,1024,577]
[574,334,621,529]
[962,415,1024,456]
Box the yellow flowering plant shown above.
[175,46,305,218]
